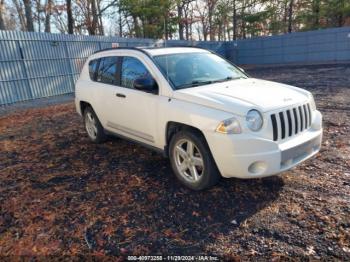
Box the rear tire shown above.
[83,106,106,143]
[169,130,220,190]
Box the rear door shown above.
[104,56,159,145]
[90,56,121,126]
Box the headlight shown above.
[246,110,263,131]
[216,117,241,134]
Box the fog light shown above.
[248,161,267,175]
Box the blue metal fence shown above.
[0,31,226,105]
[226,27,350,65]
[0,27,349,105]
[0,31,158,105]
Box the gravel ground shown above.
[0,64,349,260]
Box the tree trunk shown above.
[283,0,288,33]
[23,0,34,31]
[203,27,208,41]
[312,0,320,29]
[0,0,5,30]
[208,1,216,41]
[177,3,184,40]
[97,0,104,35]
[189,10,194,40]
[226,20,231,41]
[36,0,41,32]
[183,2,190,40]
[118,7,123,37]
[241,7,246,39]
[233,0,237,40]
[89,0,98,35]
[185,21,189,40]
[67,0,74,34]
[288,0,294,33]
[132,15,141,38]
[44,0,52,33]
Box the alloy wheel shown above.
[173,138,204,182]
[85,111,98,140]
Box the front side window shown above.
[96,56,119,85]
[121,57,153,89]
[153,52,247,90]
[88,59,99,80]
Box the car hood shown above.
[172,78,310,116]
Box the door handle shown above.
[116,93,126,98]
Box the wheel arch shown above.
[80,101,92,115]
[165,121,208,157]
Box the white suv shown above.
[75,47,322,190]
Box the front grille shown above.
[270,103,312,141]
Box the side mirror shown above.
[133,77,158,94]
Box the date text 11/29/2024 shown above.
[127,255,219,261]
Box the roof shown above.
[93,46,209,57]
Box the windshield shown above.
[153,52,247,90]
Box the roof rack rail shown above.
[92,45,210,55]
[93,46,143,54]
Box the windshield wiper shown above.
[176,76,244,90]
[213,76,243,83]
[177,80,214,89]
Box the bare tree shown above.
[196,1,209,40]
[177,0,185,40]
[23,0,34,31]
[12,0,27,30]
[118,5,123,37]
[67,0,74,34]
[52,3,68,33]
[287,0,294,33]
[206,0,218,40]
[183,0,195,40]
[34,0,42,31]
[44,0,53,32]
[96,0,104,35]
[89,0,98,35]
[232,0,238,39]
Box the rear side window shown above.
[121,57,152,89]
[96,56,119,85]
[88,59,99,80]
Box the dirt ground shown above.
[0,64,349,260]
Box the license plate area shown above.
[281,135,321,164]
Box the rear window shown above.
[88,59,99,80]
[96,57,119,85]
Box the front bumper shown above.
[75,98,82,116]
[205,110,322,179]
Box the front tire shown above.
[169,130,220,190]
[83,106,106,143]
